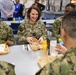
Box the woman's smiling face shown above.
[29,9,38,23]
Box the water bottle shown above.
[18,17,20,23]
[57,38,64,45]
[57,38,64,54]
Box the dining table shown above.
[0,45,42,75]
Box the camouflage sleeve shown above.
[17,22,27,44]
[52,19,61,39]
[0,61,15,75]
[7,26,15,45]
[41,22,48,40]
[36,63,52,75]
[36,59,71,75]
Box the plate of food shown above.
[0,44,9,55]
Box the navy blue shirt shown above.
[13,3,23,18]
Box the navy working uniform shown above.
[36,47,76,75]
[17,20,47,44]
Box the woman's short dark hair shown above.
[27,6,41,21]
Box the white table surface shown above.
[0,45,41,75]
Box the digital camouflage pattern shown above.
[0,61,15,75]
[36,47,76,75]
[0,21,15,44]
[17,20,48,44]
[52,16,63,39]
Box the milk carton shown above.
[50,39,58,56]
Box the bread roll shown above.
[30,38,42,51]
[32,38,38,42]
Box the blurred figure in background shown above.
[52,3,75,39]
[17,6,47,44]
[33,0,45,11]
[13,0,24,19]
[0,0,15,21]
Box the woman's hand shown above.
[38,37,44,44]
[26,37,33,44]
[55,44,67,55]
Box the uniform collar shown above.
[66,47,76,54]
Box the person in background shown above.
[33,0,45,11]
[17,6,47,44]
[0,0,15,21]
[22,4,26,19]
[0,10,1,18]
[13,0,24,19]
[0,61,15,75]
[36,10,76,75]
[52,3,75,39]
[0,21,15,46]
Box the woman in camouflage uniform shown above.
[36,10,76,75]
[17,6,47,44]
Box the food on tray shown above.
[30,38,42,51]
[32,38,38,42]
[38,54,63,68]
[0,44,9,54]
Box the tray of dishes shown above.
[0,44,9,55]
[38,54,63,68]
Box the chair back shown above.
[10,23,20,34]
[43,22,46,25]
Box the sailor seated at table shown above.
[36,10,76,75]
[0,20,15,46]
[17,6,47,44]
[0,61,15,75]
[52,3,75,39]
